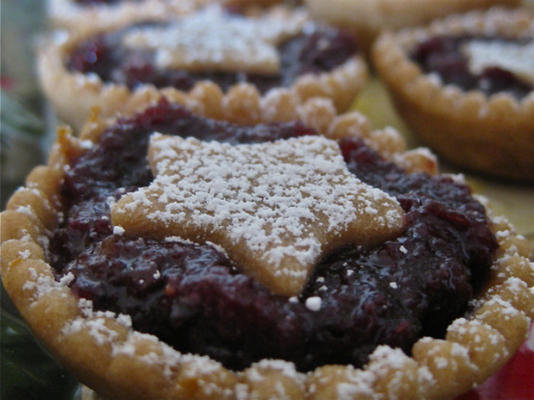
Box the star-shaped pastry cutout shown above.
[122,5,307,75]
[464,39,534,86]
[111,135,405,296]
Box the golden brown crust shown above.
[39,6,368,132]
[48,0,287,32]
[48,0,198,32]
[1,99,532,400]
[305,0,521,53]
[373,8,534,181]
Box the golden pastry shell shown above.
[48,0,197,32]
[1,95,533,399]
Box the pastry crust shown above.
[48,0,198,33]
[1,96,532,400]
[305,0,521,52]
[39,5,368,132]
[373,8,534,181]
[48,0,287,32]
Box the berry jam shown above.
[411,36,533,99]
[48,100,497,371]
[67,20,357,93]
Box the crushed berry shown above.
[48,100,497,371]
[67,20,357,93]
[411,35,533,99]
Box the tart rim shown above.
[1,96,533,400]
[49,0,285,32]
[39,4,369,132]
[48,0,198,32]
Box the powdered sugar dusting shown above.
[63,314,121,346]
[16,205,36,219]
[305,296,322,311]
[112,135,404,296]
[369,346,410,370]
[21,267,73,301]
[113,225,125,235]
[59,272,75,286]
[122,5,307,74]
[18,249,31,260]
[464,39,534,86]
[246,359,304,386]
[253,359,299,377]
[331,367,375,399]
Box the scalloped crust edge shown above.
[39,6,369,133]
[1,99,532,400]
[372,7,534,181]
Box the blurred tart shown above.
[48,0,196,32]
[48,0,289,32]
[305,0,521,53]
[39,4,368,131]
[373,8,534,181]
[1,93,533,399]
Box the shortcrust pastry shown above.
[373,8,534,181]
[39,4,368,131]
[49,0,287,32]
[305,0,520,52]
[1,95,533,400]
[48,0,197,32]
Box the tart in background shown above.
[304,0,520,53]
[40,3,368,131]
[373,8,534,181]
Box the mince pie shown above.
[39,4,368,131]
[373,8,534,181]
[1,95,533,400]
[304,0,520,53]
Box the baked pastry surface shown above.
[39,4,368,131]
[1,95,533,399]
[373,8,534,181]
[48,0,290,32]
[305,0,521,52]
[48,0,196,32]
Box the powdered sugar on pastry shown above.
[464,39,534,86]
[111,135,404,296]
[122,5,307,74]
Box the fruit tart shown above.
[2,94,533,400]
[305,0,520,53]
[39,3,368,131]
[373,7,534,181]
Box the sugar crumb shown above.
[305,296,322,311]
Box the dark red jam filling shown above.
[411,35,533,99]
[67,20,357,93]
[48,100,497,371]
